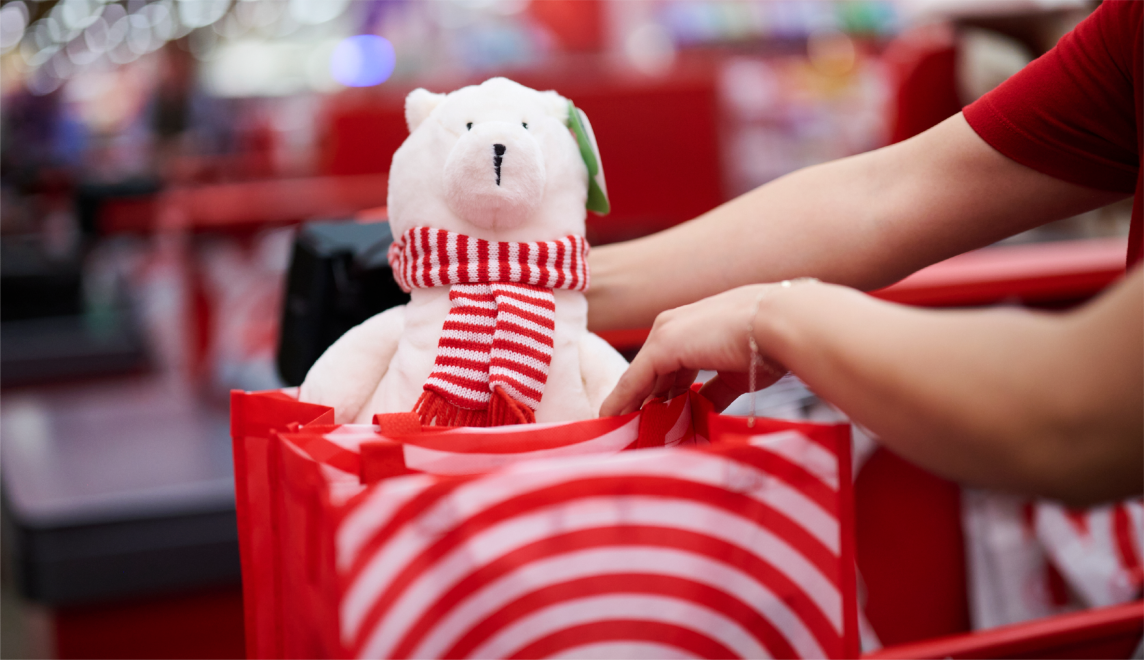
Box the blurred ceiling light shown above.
[177,0,231,29]
[289,0,349,26]
[0,2,29,54]
[237,0,281,29]
[25,43,60,67]
[144,2,176,42]
[104,11,129,51]
[61,0,101,31]
[49,49,75,78]
[329,34,394,87]
[49,3,82,42]
[66,31,100,64]
[107,21,139,63]
[206,38,308,96]
[625,23,675,76]
[305,38,341,92]
[807,28,856,77]
[189,25,219,61]
[126,13,152,54]
[83,16,109,53]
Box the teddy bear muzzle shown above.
[443,121,546,230]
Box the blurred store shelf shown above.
[97,174,389,234]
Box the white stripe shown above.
[469,594,770,659]
[442,314,497,328]
[551,643,692,659]
[434,346,493,363]
[508,243,521,282]
[432,364,493,382]
[488,242,499,280]
[450,296,498,311]
[494,314,556,339]
[544,241,558,287]
[428,230,441,286]
[490,350,552,373]
[440,329,495,343]
[446,232,459,284]
[491,283,556,303]
[339,450,841,642]
[402,417,639,476]
[492,329,555,356]
[491,382,542,409]
[664,401,693,446]
[410,546,822,659]
[526,243,540,285]
[749,431,840,490]
[425,377,491,401]
[336,474,438,570]
[467,236,479,282]
[496,297,557,321]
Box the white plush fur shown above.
[300,78,628,424]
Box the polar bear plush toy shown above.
[299,78,629,426]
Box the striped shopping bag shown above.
[230,389,858,659]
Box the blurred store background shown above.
[0,0,1130,658]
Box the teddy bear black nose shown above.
[493,144,506,186]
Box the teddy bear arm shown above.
[578,331,630,416]
[299,305,406,424]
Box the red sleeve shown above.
[963,0,1141,194]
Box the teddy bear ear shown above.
[405,88,445,133]
[538,90,570,122]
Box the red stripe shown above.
[537,242,550,286]
[487,378,544,403]
[494,584,776,659]
[436,229,449,286]
[510,621,735,659]
[489,357,548,382]
[717,445,839,515]
[493,285,557,309]
[401,412,636,453]
[490,342,552,366]
[497,304,556,332]
[390,546,800,658]
[379,526,837,657]
[494,321,554,348]
[553,240,566,288]
[456,233,468,283]
[520,243,532,285]
[346,477,840,654]
[425,371,490,391]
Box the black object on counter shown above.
[277,219,410,387]
[0,376,239,605]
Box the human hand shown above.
[599,284,791,416]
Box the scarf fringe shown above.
[414,387,535,427]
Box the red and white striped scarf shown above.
[387,227,590,427]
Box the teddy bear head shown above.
[387,77,601,242]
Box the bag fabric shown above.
[230,389,858,659]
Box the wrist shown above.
[750,278,827,371]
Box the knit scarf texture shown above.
[387,227,590,427]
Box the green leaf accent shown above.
[567,100,610,215]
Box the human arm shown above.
[587,113,1128,331]
[600,268,1143,505]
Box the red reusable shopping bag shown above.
[230,389,858,659]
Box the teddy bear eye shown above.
[466,123,472,130]
[522,122,528,129]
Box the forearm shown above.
[588,114,1126,331]
[759,276,1143,504]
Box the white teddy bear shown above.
[299,77,629,426]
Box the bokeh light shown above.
[329,35,395,88]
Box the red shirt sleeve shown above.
[963,0,1141,195]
